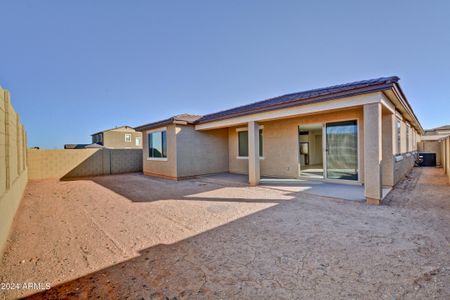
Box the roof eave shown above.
[195,83,394,125]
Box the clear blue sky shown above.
[1,1,449,148]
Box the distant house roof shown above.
[135,114,202,132]
[64,144,89,149]
[91,125,135,136]
[64,143,105,149]
[196,76,401,124]
[425,125,450,132]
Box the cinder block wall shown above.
[28,148,143,180]
[0,86,28,256]
[393,153,416,185]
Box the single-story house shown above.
[91,126,142,149]
[135,76,423,205]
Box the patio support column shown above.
[381,112,395,187]
[248,121,260,186]
[364,103,382,205]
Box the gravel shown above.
[1,168,449,299]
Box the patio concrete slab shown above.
[196,172,386,202]
[261,178,392,201]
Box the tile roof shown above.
[196,76,400,124]
[426,125,450,132]
[135,114,202,131]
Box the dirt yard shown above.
[1,168,449,299]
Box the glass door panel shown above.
[326,120,358,180]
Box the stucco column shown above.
[381,112,395,187]
[364,103,382,204]
[248,121,260,186]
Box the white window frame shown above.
[125,133,132,143]
[236,126,264,160]
[135,137,141,146]
[395,117,402,154]
[406,124,410,152]
[146,127,168,161]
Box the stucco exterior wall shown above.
[0,87,28,256]
[28,149,142,180]
[418,141,441,166]
[176,126,228,178]
[142,124,178,179]
[446,138,450,183]
[103,130,142,149]
[228,108,365,180]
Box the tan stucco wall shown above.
[446,138,450,183]
[176,126,228,177]
[28,149,142,180]
[142,124,178,179]
[418,141,441,166]
[0,87,28,256]
[103,130,142,149]
[228,108,365,180]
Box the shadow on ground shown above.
[23,169,450,299]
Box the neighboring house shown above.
[91,126,142,149]
[135,77,423,205]
[418,125,450,166]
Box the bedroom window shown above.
[237,128,263,158]
[148,130,167,159]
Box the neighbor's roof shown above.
[196,76,401,124]
[425,125,450,132]
[91,125,134,136]
[135,114,202,131]
[421,134,450,141]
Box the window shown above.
[396,118,401,153]
[237,128,263,157]
[125,134,132,143]
[135,137,141,146]
[148,130,167,159]
[406,125,410,152]
[93,134,103,144]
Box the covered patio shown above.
[196,172,392,202]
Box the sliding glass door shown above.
[325,120,358,180]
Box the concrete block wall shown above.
[393,153,416,185]
[28,148,142,180]
[0,86,28,256]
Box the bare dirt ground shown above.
[1,168,449,299]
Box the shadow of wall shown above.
[27,149,143,180]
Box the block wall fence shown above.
[0,86,28,255]
[28,148,143,180]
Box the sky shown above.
[1,0,449,148]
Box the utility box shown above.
[419,152,437,167]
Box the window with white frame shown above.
[406,125,410,152]
[135,137,141,146]
[148,130,167,158]
[237,128,263,157]
[396,118,401,154]
[125,133,132,143]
